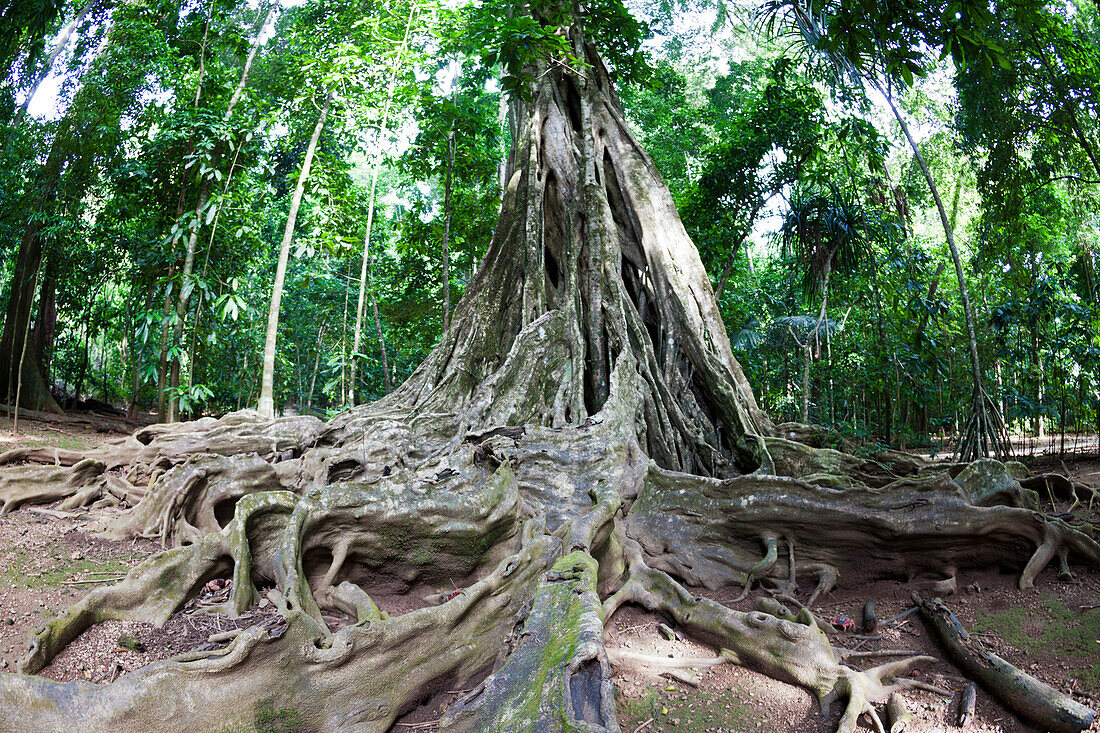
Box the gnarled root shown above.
[625,460,1100,594]
[0,537,556,732]
[0,457,107,514]
[0,411,322,520]
[604,540,938,733]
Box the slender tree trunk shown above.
[442,131,454,333]
[74,318,91,404]
[872,79,1005,459]
[369,265,392,394]
[155,270,175,421]
[258,90,331,419]
[867,255,891,444]
[164,8,271,421]
[227,2,278,114]
[349,4,416,405]
[913,263,945,343]
[188,293,204,404]
[307,322,327,410]
[0,21,119,414]
[340,262,351,405]
[798,257,833,424]
[167,180,211,422]
[800,341,811,423]
[100,330,108,403]
[32,267,56,384]
[127,285,154,419]
[0,174,64,414]
[12,0,97,127]
[714,200,766,298]
[879,82,983,394]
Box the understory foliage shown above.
[0,0,1096,455]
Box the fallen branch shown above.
[62,577,125,585]
[915,592,1097,733]
[607,649,727,670]
[662,669,700,687]
[25,507,80,520]
[207,629,241,644]
[844,649,924,660]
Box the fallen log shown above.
[915,592,1096,733]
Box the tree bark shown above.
[0,145,66,414]
[257,91,331,419]
[31,268,56,385]
[442,131,454,333]
[12,257,44,432]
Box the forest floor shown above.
[0,413,1098,731]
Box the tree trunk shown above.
[165,7,271,421]
[167,184,210,423]
[31,266,56,385]
[340,261,351,405]
[369,261,392,395]
[73,318,91,405]
[801,341,812,423]
[12,257,44,432]
[257,90,331,419]
[306,321,327,410]
[226,2,278,114]
[872,79,1007,461]
[155,268,175,421]
[0,158,65,415]
[11,0,97,127]
[349,3,416,406]
[442,131,454,333]
[2,15,127,416]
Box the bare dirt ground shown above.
[1,413,1098,732]
[0,414,161,679]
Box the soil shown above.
[38,580,284,683]
[0,413,121,455]
[2,414,1099,732]
[0,503,165,665]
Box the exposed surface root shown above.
[603,540,941,733]
[441,551,619,732]
[2,400,1098,730]
[1,536,558,732]
[624,460,1100,593]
